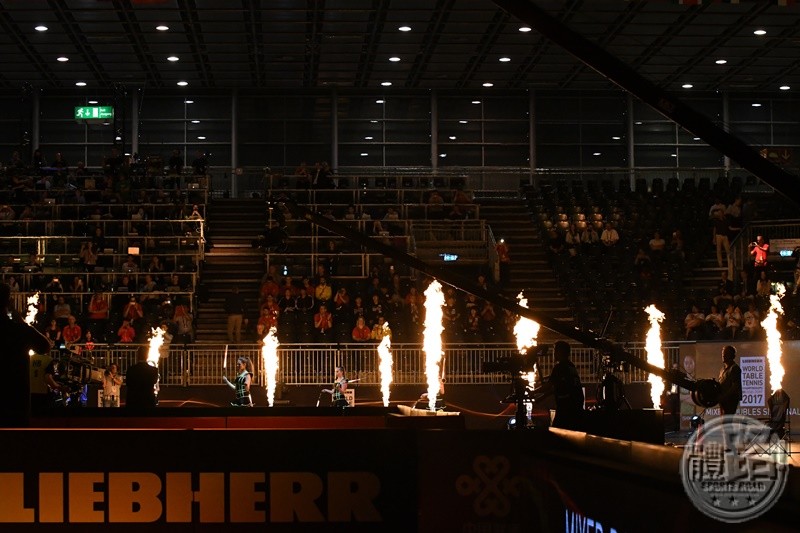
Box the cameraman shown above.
[537,341,585,430]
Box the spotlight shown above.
[690,415,704,430]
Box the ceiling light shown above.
[459,120,468,124]
[482,82,494,87]
[156,25,169,31]
[752,103,762,107]
[753,29,766,36]
[499,57,511,62]
[375,99,384,104]
[471,100,481,104]
[671,154,677,157]
[715,59,727,65]
[191,120,200,124]
[398,26,411,32]
[389,57,401,62]
[779,85,791,91]
[115,136,122,141]
[593,152,601,156]
[177,81,188,86]
[449,136,456,140]
[612,136,621,140]
[693,137,701,141]
[360,152,369,156]
[35,25,48,32]
[197,136,206,140]
[519,26,532,32]
[75,81,86,87]
[439,153,447,158]
[57,56,69,62]
[167,56,179,62]
[381,81,392,86]
[365,136,373,140]
[88,100,98,104]
[635,121,643,125]
[682,83,693,89]
[184,100,194,104]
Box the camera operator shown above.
[0,282,54,426]
[535,341,585,430]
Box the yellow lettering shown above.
[229,473,265,523]
[108,473,162,522]
[39,473,63,523]
[69,473,104,523]
[0,473,34,523]
[270,472,324,522]
[164,472,224,523]
[165,473,192,523]
[328,472,382,522]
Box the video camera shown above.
[53,352,105,388]
[482,345,547,374]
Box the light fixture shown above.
[360,152,369,156]
[779,85,791,91]
[682,83,693,89]
[375,99,384,104]
[57,56,69,62]
[593,152,601,156]
[671,154,677,157]
[459,120,468,124]
[115,136,122,141]
[184,99,194,104]
[381,81,392,86]
[471,100,480,104]
[177,81,188,86]
[715,59,727,65]
[449,136,456,140]
[635,121,643,125]
[88,100,98,104]
[370,120,378,123]
[499,57,511,62]
[75,81,86,87]
[167,56,179,62]
[389,56,401,62]
[753,29,766,36]
[156,25,169,31]
[482,82,494,87]
[752,103,762,107]
[398,26,411,32]
[693,137,701,141]
[612,136,621,140]
[191,120,200,124]
[519,26,532,32]
[365,136,373,140]
[439,153,447,158]
[35,25,48,32]
[197,136,206,140]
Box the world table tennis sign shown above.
[74,106,114,121]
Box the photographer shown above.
[749,235,769,281]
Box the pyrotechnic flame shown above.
[514,292,540,388]
[377,322,393,407]
[262,327,280,407]
[762,283,786,394]
[423,280,445,411]
[644,304,665,409]
[147,326,166,366]
[24,292,39,326]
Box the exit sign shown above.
[74,106,114,120]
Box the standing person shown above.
[749,235,769,281]
[496,239,511,286]
[717,345,742,416]
[125,345,159,409]
[225,286,246,344]
[536,341,584,430]
[0,282,53,426]
[223,357,254,407]
[101,363,123,408]
[331,366,349,407]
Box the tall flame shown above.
[644,305,665,408]
[514,292,540,387]
[25,292,39,326]
[423,280,445,411]
[762,283,786,394]
[262,326,280,407]
[377,322,393,407]
[147,326,166,366]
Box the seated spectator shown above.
[565,224,581,257]
[600,222,620,248]
[756,271,771,300]
[634,247,651,269]
[723,304,742,340]
[465,307,482,340]
[166,274,183,292]
[79,242,98,272]
[713,286,734,310]
[370,316,391,341]
[70,276,86,294]
[427,190,445,219]
[52,295,72,327]
[704,305,725,339]
[6,275,20,293]
[684,305,705,340]
[122,255,139,273]
[333,286,350,311]
[648,231,666,260]
[742,302,761,340]
[313,304,333,341]
[580,224,600,249]
[172,303,194,344]
[314,277,332,306]
[260,276,281,304]
[351,316,371,342]
[62,315,82,346]
[44,276,64,294]
[352,295,366,323]
[147,255,165,274]
[547,229,565,255]
[367,294,384,327]
[43,319,63,345]
[117,319,135,343]
[122,295,144,325]
[295,288,315,315]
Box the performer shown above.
[223,357,254,407]
[416,377,446,411]
[125,345,159,409]
[0,282,53,426]
[101,363,123,407]
[717,345,742,416]
[331,366,349,407]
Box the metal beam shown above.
[0,11,59,87]
[355,0,390,88]
[242,0,266,87]
[493,0,800,205]
[456,9,510,89]
[112,0,164,87]
[405,0,455,88]
[47,0,110,86]
[304,0,325,88]
[177,0,214,87]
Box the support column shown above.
[231,89,238,198]
[331,86,338,172]
[627,93,635,189]
[131,90,139,156]
[430,90,438,172]
[722,91,730,171]
[31,90,40,156]
[529,90,536,186]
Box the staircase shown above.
[195,199,266,343]
[475,192,572,342]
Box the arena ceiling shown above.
[0,0,798,93]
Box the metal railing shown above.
[75,341,685,388]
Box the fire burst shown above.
[262,326,280,407]
[762,283,786,394]
[377,322,393,407]
[514,292,540,387]
[644,305,665,409]
[24,292,39,326]
[423,280,445,411]
[147,326,166,366]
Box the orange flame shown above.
[514,292,540,387]
[423,280,445,411]
[262,326,280,407]
[24,292,39,326]
[377,322,393,407]
[762,283,786,394]
[644,305,665,408]
[147,326,166,366]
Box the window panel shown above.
[484,144,529,166]
[385,144,430,166]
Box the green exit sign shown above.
[74,106,114,120]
